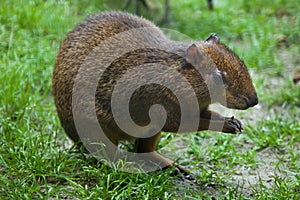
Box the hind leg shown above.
[135,132,195,180]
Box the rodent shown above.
[52,11,258,176]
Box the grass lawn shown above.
[0,0,299,199]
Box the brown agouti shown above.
[52,11,258,176]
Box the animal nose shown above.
[246,93,258,107]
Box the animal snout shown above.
[246,93,258,107]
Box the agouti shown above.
[52,11,258,176]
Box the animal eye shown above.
[213,73,222,81]
[213,69,227,84]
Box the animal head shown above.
[185,34,258,109]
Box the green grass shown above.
[0,0,299,199]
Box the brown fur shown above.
[53,11,258,174]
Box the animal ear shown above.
[186,44,201,66]
[206,33,220,44]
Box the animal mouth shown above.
[223,93,258,110]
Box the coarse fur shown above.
[53,11,258,176]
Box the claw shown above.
[231,116,243,132]
[223,116,243,134]
[171,164,196,182]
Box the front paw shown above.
[223,116,243,134]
